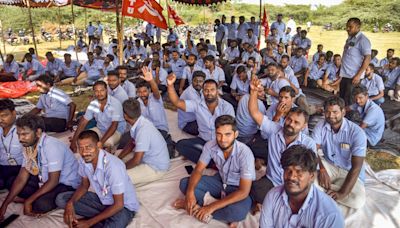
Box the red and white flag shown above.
[262,6,269,37]
[167,4,185,26]
[122,0,168,30]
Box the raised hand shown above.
[250,77,262,92]
[167,73,177,86]
[141,66,153,82]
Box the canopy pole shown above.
[166,0,170,27]
[257,0,262,50]
[0,20,6,56]
[70,0,79,62]
[58,6,62,49]
[26,0,39,57]
[116,0,123,65]
[119,15,124,65]
[84,8,87,44]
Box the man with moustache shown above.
[0,100,39,201]
[248,76,316,209]
[168,74,235,164]
[117,66,136,99]
[56,130,139,228]
[29,75,76,132]
[312,96,367,209]
[107,71,129,103]
[259,145,344,228]
[360,64,385,105]
[173,115,255,228]
[261,63,290,105]
[0,115,80,219]
[179,54,203,95]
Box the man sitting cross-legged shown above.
[173,115,255,228]
[56,130,139,228]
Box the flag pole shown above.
[70,0,79,62]
[26,0,39,57]
[116,0,123,65]
[166,0,170,27]
[257,0,262,50]
[84,8,88,44]
[58,6,62,49]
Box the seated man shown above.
[56,53,81,85]
[23,53,45,81]
[261,63,290,105]
[312,96,367,209]
[164,50,186,81]
[178,71,205,136]
[73,52,105,86]
[29,75,76,132]
[117,66,136,99]
[119,99,170,186]
[382,57,400,90]
[304,54,328,88]
[248,77,316,207]
[45,52,63,78]
[289,47,308,81]
[266,86,297,127]
[348,85,385,146]
[0,100,39,201]
[174,115,255,227]
[70,81,126,153]
[312,44,325,62]
[360,63,385,105]
[107,70,129,103]
[151,60,168,94]
[260,145,344,228]
[168,74,235,164]
[0,115,80,219]
[56,130,139,227]
[388,76,400,102]
[203,55,226,88]
[222,65,250,108]
[317,54,342,94]
[0,54,19,82]
[179,54,203,95]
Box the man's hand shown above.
[250,77,262,92]
[193,205,215,222]
[64,202,77,228]
[185,193,197,216]
[326,190,346,201]
[318,169,331,190]
[303,78,308,87]
[276,102,289,116]
[141,66,153,82]
[167,73,177,86]
[70,140,78,153]
[72,219,92,228]
[352,74,361,85]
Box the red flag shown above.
[122,0,168,30]
[262,6,269,37]
[167,4,185,26]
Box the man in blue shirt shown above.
[107,70,129,103]
[318,54,342,94]
[0,100,39,202]
[174,115,255,227]
[312,44,325,62]
[361,64,385,105]
[271,13,286,38]
[74,52,105,86]
[379,48,394,68]
[0,54,19,82]
[304,54,328,88]
[237,16,249,46]
[71,81,126,153]
[0,115,80,219]
[260,145,344,228]
[119,99,170,186]
[289,47,308,80]
[117,66,136,99]
[56,130,139,228]
[222,65,250,109]
[56,53,81,85]
[214,19,226,55]
[382,57,400,90]
[29,75,76,132]
[45,52,63,78]
[312,96,367,209]
[340,18,371,105]
[349,85,385,146]
[23,53,45,81]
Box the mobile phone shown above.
[185,165,194,175]
[0,214,19,227]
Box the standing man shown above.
[96,21,104,42]
[227,16,238,47]
[87,22,96,46]
[271,14,286,38]
[214,19,226,56]
[56,130,139,227]
[236,16,249,46]
[340,17,371,105]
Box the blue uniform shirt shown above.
[341,31,371,79]
[199,140,255,186]
[203,66,225,82]
[185,98,235,141]
[58,61,81,78]
[270,21,286,37]
[260,185,345,228]
[78,150,140,211]
[120,80,137,98]
[308,62,328,80]
[138,94,169,132]
[84,95,126,134]
[182,65,203,85]
[382,67,400,89]
[108,85,129,103]
[312,51,326,62]
[3,61,19,80]
[46,58,63,76]
[261,78,290,105]
[178,85,202,129]
[312,118,367,181]
[0,126,23,166]
[326,64,340,81]
[289,56,308,74]
[130,116,170,171]
[37,87,72,120]
[81,60,103,80]
[230,73,250,95]
[237,22,250,40]
[26,59,45,75]
[260,116,316,186]
[168,59,186,79]
[236,94,267,138]
[360,73,384,97]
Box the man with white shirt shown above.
[286,15,297,36]
[45,52,63,78]
[227,16,238,47]
[222,40,240,65]
[107,71,129,103]
[271,13,286,38]
[242,29,258,49]
[237,16,249,47]
[23,53,45,81]
[203,55,226,87]
[117,66,136,98]
[56,53,81,85]
[180,54,202,95]
[360,64,385,105]
[86,22,96,45]
[214,19,226,56]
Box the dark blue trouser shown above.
[179,174,252,223]
[176,137,206,164]
[56,191,135,228]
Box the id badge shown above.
[220,190,226,199]
[7,158,17,166]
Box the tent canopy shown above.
[0,0,68,7]
[170,0,227,6]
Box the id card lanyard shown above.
[221,156,233,198]
[101,153,109,196]
[37,135,46,183]
[1,128,17,165]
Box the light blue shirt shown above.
[371,57,379,67]
[182,65,203,85]
[168,59,186,79]
[0,126,23,166]
[326,64,340,81]
[289,56,308,74]
[84,95,126,134]
[154,68,168,86]
[270,21,286,37]
[178,85,202,129]
[120,80,136,98]
[236,94,267,138]
[341,31,371,79]
[3,61,19,79]
[237,22,250,40]
[379,57,389,67]
[243,35,258,47]
[26,59,45,75]
[260,185,345,228]
[59,61,81,78]
[312,51,326,62]
[22,134,80,188]
[185,98,235,141]
[130,116,170,171]
[308,62,328,80]
[46,58,63,76]
[223,47,240,62]
[87,25,96,36]
[267,35,280,44]
[167,33,179,42]
[260,116,317,186]
[281,33,292,45]
[78,150,139,211]
[199,140,255,186]
[261,78,290,105]
[203,66,225,82]
[227,23,238,39]
[108,85,128,103]
[37,87,72,120]
[132,46,147,60]
[138,94,169,132]
[249,22,260,37]
[284,66,303,97]
[382,67,400,88]
[361,73,384,96]
[230,73,250,95]
[350,100,385,146]
[312,118,367,181]
[298,38,312,51]
[215,24,226,42]
[81,60,103,79]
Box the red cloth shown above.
[0,81,37,98]
[122,0,168,30]
[167,5,185,26]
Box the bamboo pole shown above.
[84,8,87,44]
[116,0,123,65]
[0,20,6,56]
[70,0,79,62]
[26,0,39,57]
[58,6,62,49]
[166,0,170,28]
[119,15,124,65]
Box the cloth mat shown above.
[1,110,399,228]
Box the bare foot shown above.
[228,222,238,228]
[172,198,185,209]
[251,203,262,215]
[14,196,25,203]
